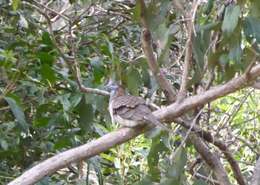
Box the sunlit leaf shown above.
[12,0,20,10]
[18,14,28,29]
[0,139,8,150]
[132,0,141,22]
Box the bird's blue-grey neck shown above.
[107,83,120,99]
[109,87,118,98]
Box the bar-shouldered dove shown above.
[106,81,171,132]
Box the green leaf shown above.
[147,134,168,182]
[40,64,56,83]
[54,137,71,149]
[78,96,93,131]
[203,0,214,15]
[70,93,82,109]
[0,139,8,150]
[244,16,260,43]
[90,57,105,84]
[0,50,17,68]
[164,147,187,183]
[37,52,55,65]
[42,32,53,47]
[12,0,20,10]
[193,179,207,185]
[33,117,50,127]
[222,5,241,36]
[58,94,71,112]
[126,67,142,96]
[4,96,29,132]
[132,0,141,22]
[228,41,242,65]
[133,176,153,185]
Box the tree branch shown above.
[189,133,231,185]
[26,2,109,97]
[155,64,260,122]
[174,118,246,185]
[68,22,109,97]
[139,0,176,103]
[30,0,70,21]
[8,64,260,185]
[252,157,260,185]
[252,81,260,89]
[178,0,199,100]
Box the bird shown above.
[105,81,172,132]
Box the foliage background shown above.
[0,0,260,184]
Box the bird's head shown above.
[105,80,125,97]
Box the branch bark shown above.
[8,126,149,185]
[178,1,199,100]
[139,0,176,103]
[252,157,260,185]
[189,134,231,185]
[174,118,246,185]
[155,64,260,122]
[8,64,260,185]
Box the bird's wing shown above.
[115,104,151,121]
[112,95,146,109]
[111,95,172,132]
[112,95,149,122]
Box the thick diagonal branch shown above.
[252,158,260,185]
[174,118,246,185]
[189,134,231,185]
[8,64,260,185]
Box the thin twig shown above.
[171,109,203,160]
[51,5,71,22]
[178,0,200,101]
[194,172,220,185]
[30,0,70,21]
[68,22,109,96]
[139,0,176,103]
[25,2,109,97]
